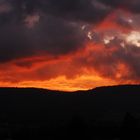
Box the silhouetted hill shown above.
[0,85,140,139]
[0,85,140,124]
[91,84,140,94]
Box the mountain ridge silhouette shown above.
[0,85,140,125]
[1,84,140,93]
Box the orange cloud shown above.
[0,41,138,91]
[0,10,140,91]
[96,9,132,33]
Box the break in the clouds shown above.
[1,0,140,91]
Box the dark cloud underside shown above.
[0,0,111,62]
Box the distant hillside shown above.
[0,85,140,124]
[1,84,140,94]
[91,85,140,94]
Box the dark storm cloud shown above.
[99,0,125,7]
[8,0,110,22]
[0,0,111,63]
[43,0,110,23]
[99,0,140,13]
[0,15,87,62]
[1,0,140,64]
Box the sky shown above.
[0,0,140,91]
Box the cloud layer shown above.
[0,0,140,90]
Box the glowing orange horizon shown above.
[0,75,119,91]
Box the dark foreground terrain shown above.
[0,85,140,139]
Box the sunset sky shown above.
[0,0,140,91]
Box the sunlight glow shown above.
[125,31,140,47]
[0,75,117,91]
